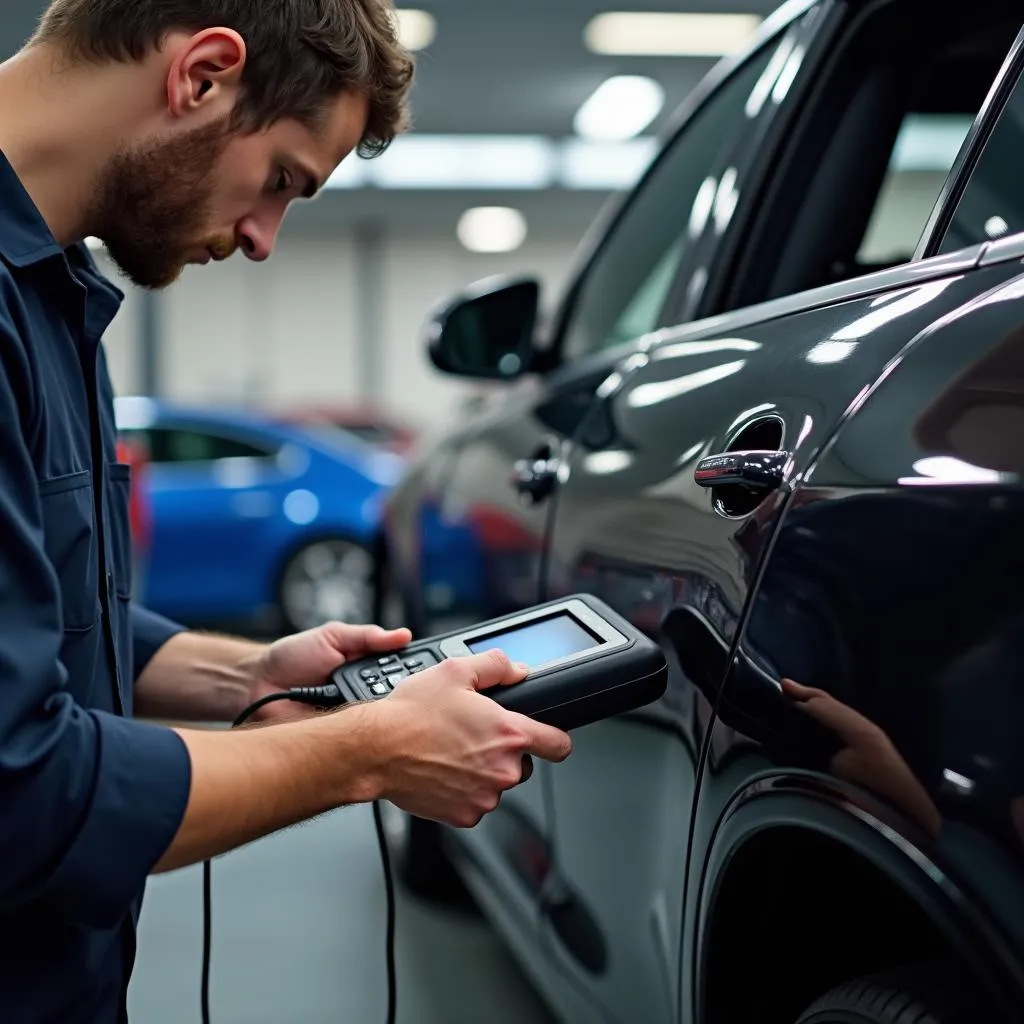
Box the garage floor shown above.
[128,806,557,1024]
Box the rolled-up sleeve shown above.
[40,713,190,926]
[131,603,186,681]
[0,327,190,930]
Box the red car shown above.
[273,405,417,456]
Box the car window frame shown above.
[535,0,823,373]
[693,0,1023,320]
[916,24,1024,261]
[665,1,836,325]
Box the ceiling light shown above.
[574,76,665,141]
[584,12,762,57]
[394,9,436,51]
[456,207,528,253]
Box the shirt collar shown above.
[0,148,66,267]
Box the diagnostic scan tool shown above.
[334,594,668,730]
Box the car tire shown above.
[379,802,477,911]
[794,963,974,1024]
[277,536,376,633]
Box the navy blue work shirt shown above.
[0,151,192,1022]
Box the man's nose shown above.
[236,213,284,262]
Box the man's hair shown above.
[32,0,414,156]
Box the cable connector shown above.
[287,682,348,707]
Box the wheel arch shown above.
[693,775,1022,1023]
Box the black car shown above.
[377,0,1024,1020]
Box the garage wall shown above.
[97,228,584,429]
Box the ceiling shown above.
[0,0,781,233]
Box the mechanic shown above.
[0,2,573,1021]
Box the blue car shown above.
[114,397,405,632]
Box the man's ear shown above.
[165,28,246,119]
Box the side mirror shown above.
[426,276,540,380]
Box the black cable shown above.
[200,685,397,1024]
[372,801,397,1024]
[201,690,310,1024]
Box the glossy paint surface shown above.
[541,260,1024,1022]
[694,267,1024,1021]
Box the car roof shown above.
[114,396,300,439]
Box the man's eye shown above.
[273,169,291,193]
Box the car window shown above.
[721,1,1021,309]
[858,113,974,264]
[937,62,1024,254]
[144,427,278,465]
[559,40,779,362]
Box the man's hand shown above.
[781,679,941,837]
[157,645,574,872]
[246,622,412,721]
[369,648,573,827]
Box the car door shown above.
[538,2,1024,1022]
[691,39,1024,1024]
[138,420,286,620]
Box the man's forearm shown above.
[154,705,383,872]
[134,631,266,723]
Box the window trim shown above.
[916,23,1024,260]
[535,0,818,369]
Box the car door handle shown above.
[694,450,790,491]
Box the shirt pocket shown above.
[106,462,134,601]
[37,470,100,632]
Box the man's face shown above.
[93,91,369,289]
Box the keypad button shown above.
[360,668,381,680]
[388,672,410,685]
[369,682,389,696]
[382,663,405,675]
[404,659,423,669]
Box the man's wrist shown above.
[233,643,270,712]
[314,702,392,806]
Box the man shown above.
[0,2,573,1021]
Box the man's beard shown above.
[91,118,237,290]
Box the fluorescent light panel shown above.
[574,76,665,141]
[585,12,762,57]
[560,138,659,189]
[328,134,554,190]
[324,118,971,192]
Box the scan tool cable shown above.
[201,686,397,1024]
